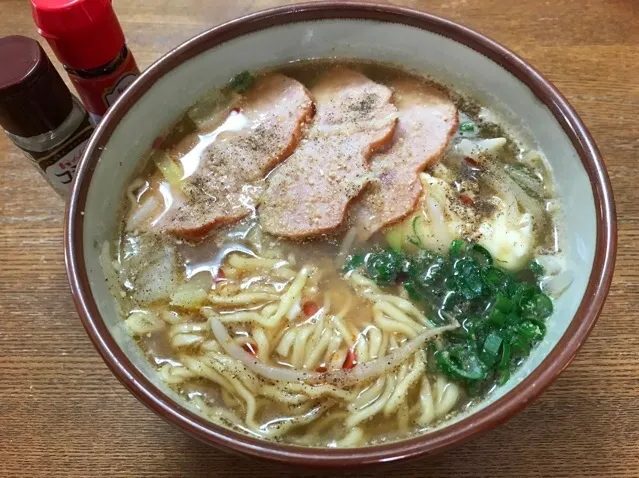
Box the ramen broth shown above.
[102,60,570,447]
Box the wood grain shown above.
[0,1,636,477]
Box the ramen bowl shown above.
[65,2,616,466]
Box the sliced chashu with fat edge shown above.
[158,73,314,241]
[259,68,398,238]
[350,77,459,237]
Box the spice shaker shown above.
[0,35,94,197]
[31,0,140,124]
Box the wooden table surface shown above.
[1,0,636,476]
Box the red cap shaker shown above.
[31,0,140,124]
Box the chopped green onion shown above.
[493,293,512,313]
[347,239,555,393]
[471,244,493,267]
[481,266,509,292]
[365,250,403,284]
[498,339,511,371]
[520,293,553,320]
[453,257,484,300]
[481,332,503,366]
[487,308,507,327]
[529,260,545,277]
[342,253,365,273]
[230,71,254,92]
[460,121,475,132]
[436,346,487,381]
[403,278,421,301]
[449,239,466,257]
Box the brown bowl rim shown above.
[64,1,617,467]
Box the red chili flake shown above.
[151,136,164,150]
[464,156,480,168]
[303,301,319,317]
[242,343,258,356]
[315,366,327,373]
[342,349,357,370]
[459,194,475,206]
[213,269,226,282]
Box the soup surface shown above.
[101,61,572,447]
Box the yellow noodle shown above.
[329,348,348,371]
[158,363,196,385]
[181,356,235,395]
[170,321,208,337]
[396,404,410,432]
[374,312,418,338]
[273,267,298,280]
[303,329,333,370]
[384,354,426,416]
[171,333,205,348]
[260,402,331,438]
[350,376,385,411]
[201,353,260,394]
[417,377,436,426]
[354,335,369,363]
[331,315,355,347]
[396,362,409,383]
[259,385,308,405]
[309,314,326,345]
[275,327,297,357]
[159,310,186,325]
[367,326,383,358]
[269,266,312,324]
[227,254,288,270]
[200,339,221,353]
[374,301,423,332]
[220,265,240,279]
[203,309,285,329]
[251,327,270,363]
[337,427,364,447]
[209,292,279,306]
[221,388,241,408]
[323,334,343,368]
[375,294,432,326]
[435,376,461,418]
[378,328,389,357]
[291,325,314,368]
[346,375,396,428]
[285,383,357,401]
[226,374,260,431]
[306,410,348,437]
[261,303,278,318]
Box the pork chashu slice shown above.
[351,78,458,237]
[259,68,398,238]
[159,73,314,241]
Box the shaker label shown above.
[70,51,139,122]
[27,117,94,197]
[43,138,89,195]
[104,73,137,107]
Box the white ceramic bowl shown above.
[65,3,616,466]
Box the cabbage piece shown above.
[384,167,535,271]
[120,233,180,306]
[455,137,507,161]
